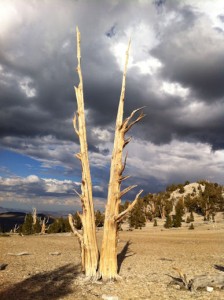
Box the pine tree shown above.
[95,210,104,227]
[186,211,194,223]
[48,217,70,233]
[33,219,41,234]
[188,223,194,230]
[73,212,82,230]
[172,199,185,228]
[190,211,194,222]
[21,214,34,235]
[179,186,185,194]
[175,199,185,218]
[172,214,182,227]
[164,215,173,228]
[128,199,146,229]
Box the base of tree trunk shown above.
[99,219,119,281]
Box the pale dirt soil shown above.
[0,216,224,300]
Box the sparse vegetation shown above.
[153,218,158,227]
[189,223,195,230]
[128,199,146,229]
[186,211,194,223]
[164,215,173,228]
[19,213,42,235]
[48,217,71,234]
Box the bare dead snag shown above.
[12,224,19,233]
[69,27,99,278]
[32,208,37,225]
[69,29,144,280]
[40,217,49,234]
[99,40,144,280]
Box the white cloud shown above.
[161,81,189,97]
[126,139,224,185]
[1,0,224,212]
[91,127,112,141]
[26,175,40,183]
[109,20,160,74]
[19,77,37,98]
[44,178,75,194]
[133,56,162,75]
[186,0,224,30]
[0,175,90,211]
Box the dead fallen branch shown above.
[172,267,224,292]
[7,252,30,256]
[49,252,61,256]
[190,274,224,291]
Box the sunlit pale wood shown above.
[69,27,99,278]
[100,40,144,280]
[69,29,144,281]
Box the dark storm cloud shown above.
[0,0,224,200]
[146,4,224,149]
[1,0,224,152]
[151,5,224,102]
[0,0,134,153]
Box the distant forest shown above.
[0,180,223,234]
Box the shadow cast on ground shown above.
[117,240,135,274]
[0,263,80,300]
[214,265,224,272]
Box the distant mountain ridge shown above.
[0,206,69,216]
[0,211,27,232]
[0,207,61,232]
[0,206,31,214]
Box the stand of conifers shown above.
[68,27,144,281]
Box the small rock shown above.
[102,294,119,300]
[173,284,181,290]
[206,286,213,292]
[0,263,8,270]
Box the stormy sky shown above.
[0,0,224,213]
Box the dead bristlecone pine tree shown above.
[68,27,99,279]
[69,27,144,281]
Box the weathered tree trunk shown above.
[69,27,99,278]
[69,28,144,280]
[32,208,37,225]
[41,221,46,234]
[99,41,144,280]
[40,217,48,234]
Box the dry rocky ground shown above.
[0,215,224,300]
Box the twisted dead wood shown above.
[172,267,224,292]
[69,27,99,278]
[100,40,144,280]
